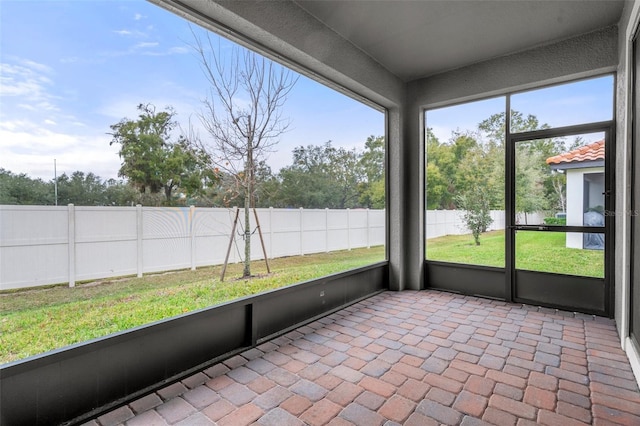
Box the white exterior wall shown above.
[565,167,605,249]
[566,169,586,249]
[616,0,640,387]
[0,205,386,290]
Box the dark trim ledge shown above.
[1,262,388,426]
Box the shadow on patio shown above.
[84,290,640,426]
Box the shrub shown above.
[456,186,493,246]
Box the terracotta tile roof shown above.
[546,139,604,165]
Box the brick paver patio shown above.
[83,290,640,425]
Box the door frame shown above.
[506,120,615,316]
[629,29,640,351]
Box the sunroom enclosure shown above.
[2,1,640,425]
[425,77,615,315]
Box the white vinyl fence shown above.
[0,205,385,290]
[425,210,546,239]
[0,205,545,290]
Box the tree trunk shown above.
[243,136,253,278]
[243,193,251,277]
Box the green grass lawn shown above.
[0,246,385,364]
[427,230,506,267]
[427,230,604,278]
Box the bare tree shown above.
[190,31,298,278]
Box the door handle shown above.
[511,225,548,231]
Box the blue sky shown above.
[427,75,614,144]
[0,0,384,181]
[1,1,614,183]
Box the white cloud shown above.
[34,100,60,112]
[15,100,59,112]
[100,40,188,57]
[168,46,189,55]
[0,63,51,97]
[60,56,80,64]
[0,120,121,180]
[17,103,37,111]
[134,13,145,21]
[0,120,24,132]
[140,46,190,56]
[18,59,53,74]
[112,28,147,38]
[0,119,77,151]
[0,59,61,117]
[0,56,110,179]
[133,41,159,49]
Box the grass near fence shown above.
[427,230,604,278]
[0,246,385,364]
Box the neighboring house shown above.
[546,140,605,250]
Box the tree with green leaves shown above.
[277,141,364,209]
[55,171,107,206]
[104,179,139,206]
[515,143,548,223]
[456,184,493,245]
[426,109,576,237]
[426,129,491,210]
[477,110,570,217]
[478,110,549,147]
[207,161,279,208]
[0,168,142,206]
[425,129,452,209]
[358,135,385,208]
[0,169,53,205]
[109,103,214,205]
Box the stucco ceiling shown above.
[294,0,626,82]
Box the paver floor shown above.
[83,290,640,425]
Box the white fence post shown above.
[299,207,304,256]
[232,207,239,264]
[325,208,329,253]
[190,205,196,271]
[367,208,371,249]
[347,208,351,251]
[136,204,143,278]
[68,204,75,288]
[269,207,273,259]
